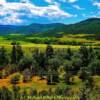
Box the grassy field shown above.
[0,34,100,50]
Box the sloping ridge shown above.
[0,18,100,35]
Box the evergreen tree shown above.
[11,42,23,64]
[65,48,73,60]
[32,48,40,63]
[0,46,8,66]
[18,56,32,71]
[11,44,17,64]
[46,45,54,58]
[37,52,46,71]
[48,57,61,71]
[16,44,23,63]
[79,46,90,67]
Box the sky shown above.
[0,0,100,25]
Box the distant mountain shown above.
[0,23,66,35]
[17,23,66,35]
[0,25,21,35]
[0,18,100,35]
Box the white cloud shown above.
[45,0,77,3]
[0,13,23,25]
[93,2,100,8]
[0,0,6,4]
[44,0,53,3]
[29,4,72,18]
[81,11,100,18]
[67,0,77,3]
[0,0,73,24]
[73,5,85,10]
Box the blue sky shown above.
[0,0,100,25]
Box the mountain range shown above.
[0,18,100,35]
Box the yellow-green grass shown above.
[0,72,82,93]
[59,34,100,45]
[0,71,100,98]
[93,76,100,87]
[0,40,99,49]
[0,40,81,50]
[1,73,100,93]
[0,41,100,57]
[0,34,100,55]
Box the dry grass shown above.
[0,73,100,94]
[0,73,47,91]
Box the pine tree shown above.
[79,46,90,67]
[11,42,23,64]
[16,44,23,63]
[11,44,17,64]
[0,46,8,66]
[46,45,54,59]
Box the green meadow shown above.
[0,34,100,48]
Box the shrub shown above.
[30,89,37,96]
[39,90,48,96]
[10,73,21,84]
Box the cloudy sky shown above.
[0,0,100,25]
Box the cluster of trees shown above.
[0,42,100,98]
[0,42,23,67]
[0,43,100,83]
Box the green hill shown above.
[0,18,100,36]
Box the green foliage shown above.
[79,46,90,67]
[11,42,24,64]
[0,46,8,66]
[0,43,99,98]
[79,67,91,82]
[89,60,100,75]
[0,18,100,36]
[48,57,62,71]
[46,45,54,58]
[10,73,21,84]
[18,56,32,71]
[12,85,20,100]
[30,89,37,96]
[0,86,12,100]
[47,69,59,85]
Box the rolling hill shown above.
[0,18,100,35]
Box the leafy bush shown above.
[10,73,21,84]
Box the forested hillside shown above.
[0,18,100,35]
